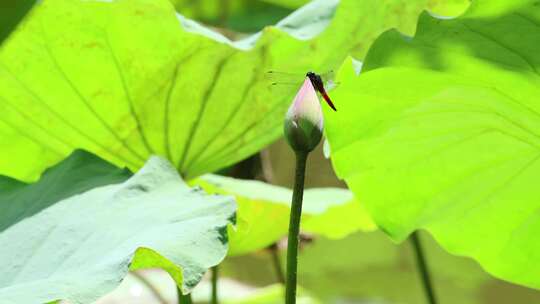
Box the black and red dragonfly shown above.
[267,70,338,111]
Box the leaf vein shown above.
[104,34,154,154]
[40,33,146,163]
[176,53,233,173]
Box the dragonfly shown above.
[266,70,338,111]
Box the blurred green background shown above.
[169,0,308,35]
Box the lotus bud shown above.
[284,77,323,152]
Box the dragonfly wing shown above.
[320,70,335,82]
[319,70,340,91]
[324,79,339,91]
[266,78,302,100]
[265,70,305,84]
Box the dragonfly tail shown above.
[321,92,337,111]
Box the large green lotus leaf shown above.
[300,0,471,16]
[173,0,468,19]
[325,0,540,289]
[0,0,450,182]
[192,174,375,256]
[0,151,236,304]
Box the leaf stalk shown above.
[269,243,285,284]
[211,266,219,304]
[177,287,193,304]
[285,151,308,304]
[411,231,438,304]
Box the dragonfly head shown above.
[306,71,322,86]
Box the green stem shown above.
[177,287,193,304]
[211,266,219,304]
[411,231,438,304]
[285,151,308,304]
[269,243,285,284]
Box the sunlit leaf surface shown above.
[325,0,540,289]
[0,151,236,303]
[193,174,375,256]
[0,0,448,181]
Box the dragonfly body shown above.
[268,70,338,111]
[306,71,337,111]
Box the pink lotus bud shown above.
[284,77,323,152]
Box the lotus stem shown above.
[269,243,285,284]
[177,287,193,304]
[211,266,219,304]
[285,150,308,304]
[411,231,438,304]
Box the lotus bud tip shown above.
[284,77,323,152]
